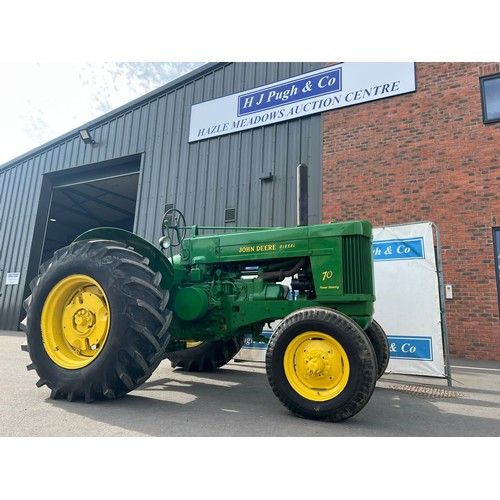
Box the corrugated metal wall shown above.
[0,62,324,330]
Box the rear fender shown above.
[74,227,174,290]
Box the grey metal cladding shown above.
[0,62,324,330]
[162,61,323,232]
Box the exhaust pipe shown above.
[297,163,308,226]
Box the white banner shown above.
[373,222,446,377]
[189,62,416,142]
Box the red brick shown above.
[322,62,500,361]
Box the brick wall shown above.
[322,62,500,361]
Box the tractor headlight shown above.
[159,236,171,249]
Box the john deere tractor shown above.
[21,208,389,422]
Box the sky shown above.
[0,2,493,167]
[0,62,205,165]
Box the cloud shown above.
[0,62,204,165]
[76,62,202,115]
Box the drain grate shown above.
[389,384,464,399]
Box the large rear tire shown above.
[166,335,245,372]
[266,307,377,422]
[21,239,172,402]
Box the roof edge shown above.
[0,62,225,172]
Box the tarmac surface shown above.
[2,328,497,497]
[1,328,499,438]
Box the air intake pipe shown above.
[297,163,308,226]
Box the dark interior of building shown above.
[41,173,139,262]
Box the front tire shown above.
[365,319,390,379]
[22,239,172,402]
[266,307,377,422]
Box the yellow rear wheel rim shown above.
[186,341,203,348]
[41,274,110,369]
[284,331,350,401]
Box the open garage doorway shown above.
[41,172,139,262]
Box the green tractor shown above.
[21,208,389,422]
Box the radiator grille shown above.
[342,235,374,295]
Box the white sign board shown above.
[5,272,20,285]
[373,222,446,377]
[190,62,416,142]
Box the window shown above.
[494,228,500,314]
[480,73,500,123]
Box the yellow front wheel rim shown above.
[41,274,110,369]
[284,331,350,401]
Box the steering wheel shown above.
[161,208,187,247]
